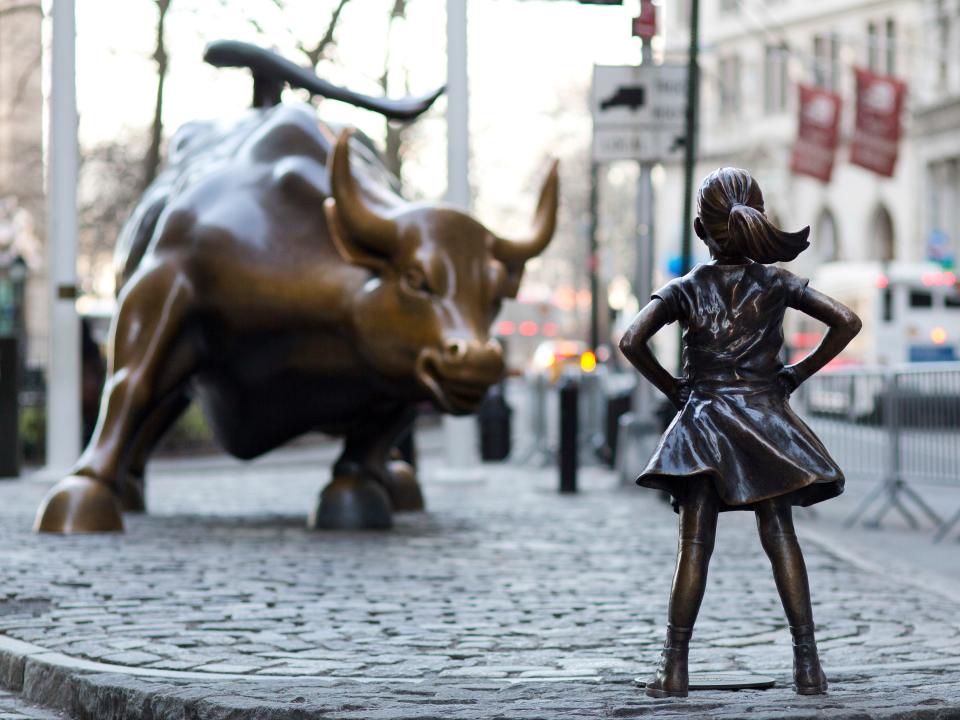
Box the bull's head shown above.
[324,129,558,415]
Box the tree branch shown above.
[300,0,351,69]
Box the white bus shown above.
[788,261,960,367]
[789,261,960,419]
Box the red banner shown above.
[850,67,907,177]
[790,85,842,183]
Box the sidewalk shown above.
[0,441,958,719]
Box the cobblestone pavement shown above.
[0,442,959,718]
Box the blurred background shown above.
[1,0,959,543]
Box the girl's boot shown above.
[645,624,691,698]
[791,624,828,695]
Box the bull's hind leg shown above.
[310,404,417,530]
[34,265,196,533]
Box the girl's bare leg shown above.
[755,497,828,695]
[646,477,719,698]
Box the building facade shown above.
[916,0,960,269]
[0,0,45,368]
[656,0,937,284]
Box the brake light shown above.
[519,321,538,337]
[876,275,889,289]
[922,271,957,287]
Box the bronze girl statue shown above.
[620,168,861,698]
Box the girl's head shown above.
[694,167,810,264]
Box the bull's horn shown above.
[330,129,399,256]
[492,160,559,265]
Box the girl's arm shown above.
[782,287,862,391]
[619,299,688,410]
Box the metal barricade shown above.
[794,363,960,540]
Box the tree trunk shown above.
[381,0,408,187]
[142,0,171,191]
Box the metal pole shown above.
[588,162,600,351]
[678,0,700,368]
[446,0,470,208]
[635,38,655,424]
[443,0,477,467]
[46,0,82,472]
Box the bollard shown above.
[558,375,578,493]
[0,337,19,477]
[478,382,512,461]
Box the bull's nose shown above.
[442,338,504,374]
[444,339,469,362]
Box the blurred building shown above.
[656,0,940,282]
[916,0,960,268]
[0,0,45,368]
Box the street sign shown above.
[591,64,687,163]
[632,0,657,39]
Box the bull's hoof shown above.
[384,460,425,512]
[33,476,124,534]
[310,474,393,530]
[119,474,147,513]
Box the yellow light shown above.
[580,351,597,373]
[931,327,948,345]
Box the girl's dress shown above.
[637,261,844,511]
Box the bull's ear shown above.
[324,199,392,273]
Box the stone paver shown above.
[0,440,958,718]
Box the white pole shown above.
[46,0,81,473]
[446,0,470,208]
[443,0,478,469]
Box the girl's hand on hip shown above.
[777,365,802,396]
[670,378,691,410]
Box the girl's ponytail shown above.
[698,168,810,264]
[727,203,810,264]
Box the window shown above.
[764,44,789,113]
[720,0,739,13]
[909,290,933,308]
[813,33,840,90]
[936,2,950,89]
[885,18,896,75]
[867,22,879,72]
[717,55,742,119]
[882,289,894,322]
[946,295,960,309]
[816,208,840,261]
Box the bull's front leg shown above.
[33,263,197,533]
[310,403,422,530]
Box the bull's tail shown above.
[203,40,444,122]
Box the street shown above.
[0,426,956,718]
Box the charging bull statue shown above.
[35,42,558,533]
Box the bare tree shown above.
[296,0,351,69]
[142,0,172,191]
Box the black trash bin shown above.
[478,383,512,461]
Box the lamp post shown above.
[443,0,479,468]
[678,0,700,368]
[47,0,82,472]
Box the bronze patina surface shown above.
[620,168,861,698]
[34,44,558,534]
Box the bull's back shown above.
[114,104,384,292]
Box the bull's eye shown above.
[403,268,432,295]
